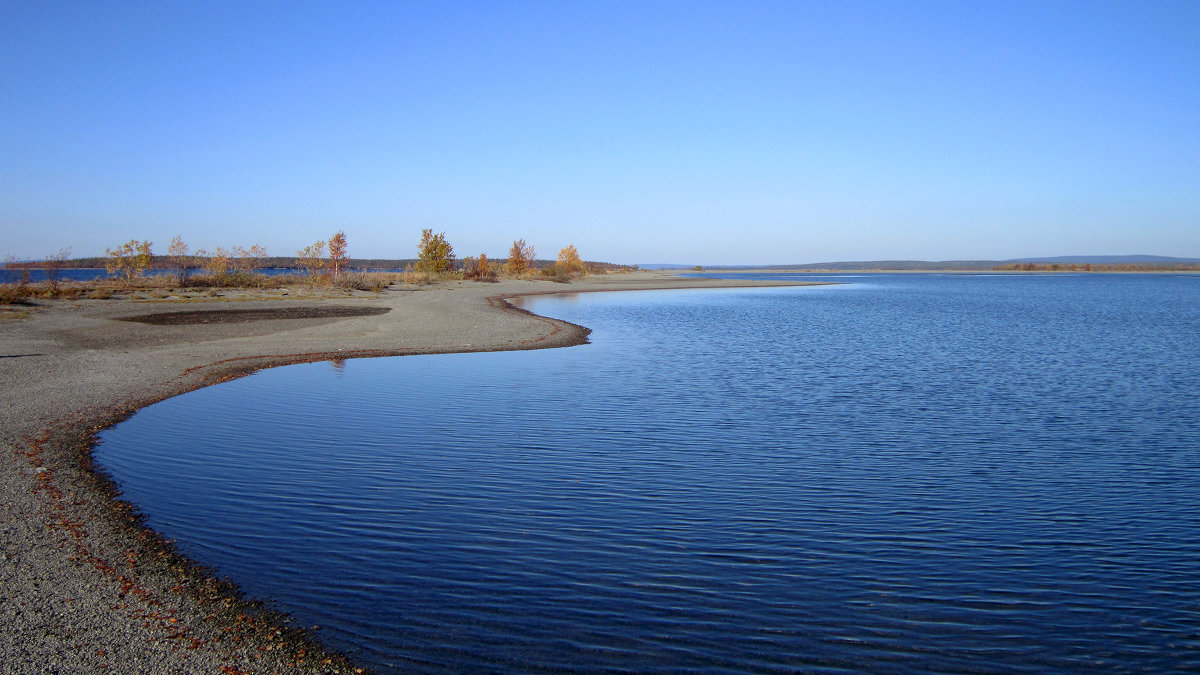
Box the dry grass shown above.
[333,272,398,292]
[0,306,34,321]
[0,283,32,305]
[397,267,440,285]
[0,270,405,304]
[0,267,592,304]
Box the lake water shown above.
[95,273,1200,672]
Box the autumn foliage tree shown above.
[230,244,269,274]
[195,246,231,275]
[462,252,496,281]
[504,239,536,277]
[296,239,327,280]
[557,244,586,278]
[167,236,197,283]
[417,229,455,275]
[105,239,153,286]
[328,231,348,278]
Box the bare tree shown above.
[44,247,72,296]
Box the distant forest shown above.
[991,262,1200,272]
[708,256,1200,272]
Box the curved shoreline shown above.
[0,273,827,673]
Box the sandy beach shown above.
[0,271,822,674]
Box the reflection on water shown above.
[96,274,1200,672]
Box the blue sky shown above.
[3,1,1197,265]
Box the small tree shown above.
[504,238,536,277]
[105,240,153,286]
[230,244,269,274]
[196,246,231,276]
[44,247,72,296]
[417,229,455,275]
[4,255,31,288]
[297,240,327,281]
[328,231,348,278]
[463,252,496,281]
[167,236,197,283]
[557,244,585,278]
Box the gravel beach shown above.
[0,272,820,673]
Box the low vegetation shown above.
[2,230,638,303]
[0,283,32,305]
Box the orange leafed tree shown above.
[328,231,348,278]
[504,238,536,276]
[463,252,496,281]
[557,244,585,278]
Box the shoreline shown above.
[1,272,827,674]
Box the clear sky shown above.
[2,1,1197,265]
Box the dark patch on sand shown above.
[119,306,390,325]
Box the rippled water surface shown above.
[96,274,1200,672]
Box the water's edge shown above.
[39,281,814,672]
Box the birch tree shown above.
[328,231,348,278]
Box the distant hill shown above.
[703,256,1200,271]
[1000,255,1200,265]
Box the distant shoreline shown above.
[0,271,828,674]
[691,267,1200,274]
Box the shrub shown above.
[462,253,498,282]
[186,272,267,288]
[0,284,31,305]
[334,273,391,292]
[54,286,86,300]
[400,264,435,286]
[538,265,572,283]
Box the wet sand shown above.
[0,272,824,673]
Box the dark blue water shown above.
[95,274,1200,672]
[0,268,115,283]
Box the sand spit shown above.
[0,272,825,673]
